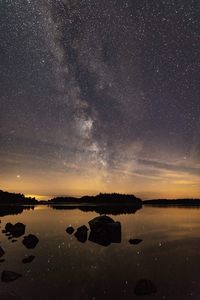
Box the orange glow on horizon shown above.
[1,166,199,201]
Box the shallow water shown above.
[0,205,200,299]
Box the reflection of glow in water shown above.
[33,205,49,210]
[1,206,200,299]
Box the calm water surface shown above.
[0,205,200,300]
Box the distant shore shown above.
[0,190,200,207]
[143,199,200,206]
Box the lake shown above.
[0,205,200,299]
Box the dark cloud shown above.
[138,159,200,177]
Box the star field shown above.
[0,0,199,199]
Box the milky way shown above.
[0,0,199,199]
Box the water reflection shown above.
[50,204,141,215]
[0,205,200,299]
[0,205,34,217]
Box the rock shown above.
[74,225,88,243]
[66,226,74,235]
[1,270,22,282]
[0,259,5,263]
[8,236,12,240]
[11,223,25,237]
[134,279,157,296]
[89,215,115,230]
[106,222,121,242]
[2,230,6,233]
[22,255,35,264]
[89,226,110,246]
[88,215,121,246]
[22,234,39,249]
[5,223,13,232]
[0,246,5,258]
[129,239,143,245]
[5,222,25,238]
[89,222,121,246]
[11,239,17,243]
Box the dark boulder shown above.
[0,259,5,263]
[74,225,88,243]
[1,270,22,282]
[11,239,17,243]
[89,226,110,246]
[22,234,39,249]
[134,279,157,296]
[66,226,74,235]
[89,215,115,230]
[129,239,143,245]
[5,222,13,232]
[88,215,121,246]
[12,222,25,237]
[0,246,5,258]
[22,255,35,264]
[5,222,25,238]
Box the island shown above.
[49,193,142,205]
[0,190,200,209]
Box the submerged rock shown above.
[1,270,22,282]
[134,279,157,296]
[0,246,5,258]
[66,226,74,235]
[129,239,143,245]
[74,225,88,243]
[88,215,121,246]
[22,234,39,249]
[22,255,35,264]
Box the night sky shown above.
[0,0,199,199]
